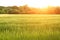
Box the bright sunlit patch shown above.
[48,0,60,6]
[0,0,60,8]
[27,0,49,8]
[28,0,60,8]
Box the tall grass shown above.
[0,14,60,40]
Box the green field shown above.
[0,14,60,40]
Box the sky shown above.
[0,0,60,8]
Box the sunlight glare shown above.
[0,0,60,8]
[27,0,48,8]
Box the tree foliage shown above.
[0,5,60,14]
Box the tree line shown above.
[0,5,60,14]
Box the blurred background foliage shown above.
[0,5,60,14]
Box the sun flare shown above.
[0,0,60,8]
[28,0,48,8]
[27,0,60,8]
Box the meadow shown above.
[0,14,60,40]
